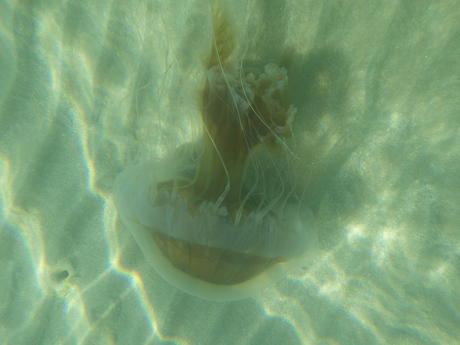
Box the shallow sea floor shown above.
[1,1,460,344]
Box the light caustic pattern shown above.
[1,0,460,345]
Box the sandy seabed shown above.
[1,1,460,345]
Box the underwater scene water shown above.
[1,0,459,344]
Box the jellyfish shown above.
[114,5,316,301]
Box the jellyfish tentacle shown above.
[113,3,316,300]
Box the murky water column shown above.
[0,1,459,345]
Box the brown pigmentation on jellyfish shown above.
[114,3,316,301]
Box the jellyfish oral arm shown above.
[112,5,316,301]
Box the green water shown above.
[1,1,459,344]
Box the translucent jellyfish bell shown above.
[113,6,316,301]
[114,158,315,301]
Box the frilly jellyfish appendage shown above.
[113,6,316,301]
